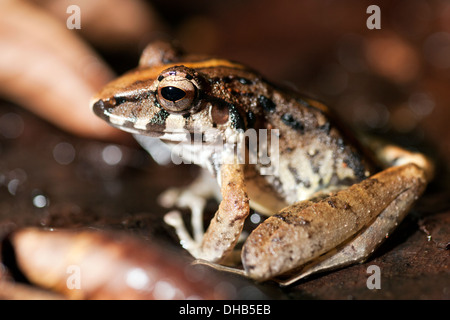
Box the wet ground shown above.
[0,99,448,299]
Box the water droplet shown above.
[102,145,122,165]
[214,281,237,299]
[250,213,261,224]
[4,168,27,195]
[125,268,152,290]
[32,194,48,208]
[53,142,76,165]
[7,179,20,195]
[153,280,177,300]
[409,92,435,117]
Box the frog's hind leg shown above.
[277,172,423,285]
[276,144,435,285]
[241,144,432,283]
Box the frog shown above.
[91,41,433,285]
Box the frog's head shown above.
[91,41,249,141]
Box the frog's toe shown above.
[158,188,181,208]
[164,210,202,258]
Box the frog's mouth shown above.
[92,98,167,138]
[92,98,218,143]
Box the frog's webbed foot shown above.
[163,163,250,264]
[241,145,432,283]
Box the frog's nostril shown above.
[93,99,105,110]
[92,99,107,117]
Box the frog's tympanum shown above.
[92,41,433,284]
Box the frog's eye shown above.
[156,76,197,113]
[160,86,187,102]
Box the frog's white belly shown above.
[134,134,222,178]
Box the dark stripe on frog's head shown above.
[113,90,156,107]
[92,58,247,103]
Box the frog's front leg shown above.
[165,162,250,263]
[242,150,430,282]
[161,169,220,244]
[199,163,250,262]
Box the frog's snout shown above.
[91,98,108,119]
[91,97,120,123]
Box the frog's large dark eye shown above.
[160,86,186,102]
[157,76,197,113]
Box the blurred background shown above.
[3,0,450,159]
[0,0,448,299]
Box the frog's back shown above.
[196,65,376,208]
[259,89,376,206]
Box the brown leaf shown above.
[0,0,124,140]
[3,228,226,299]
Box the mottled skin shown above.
[92,41,432,282]
[93,42,374,212]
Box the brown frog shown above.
[91,41,433,284]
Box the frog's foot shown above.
[241,162,429,283]
[364,137,435,181]
[161,190,207,245]
[164,210,203,257]
[160,169,219,255]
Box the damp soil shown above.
[0,101,448,299]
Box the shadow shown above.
[0,235,30,284]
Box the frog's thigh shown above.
[278,184,420,286]
[242,163,427,282]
